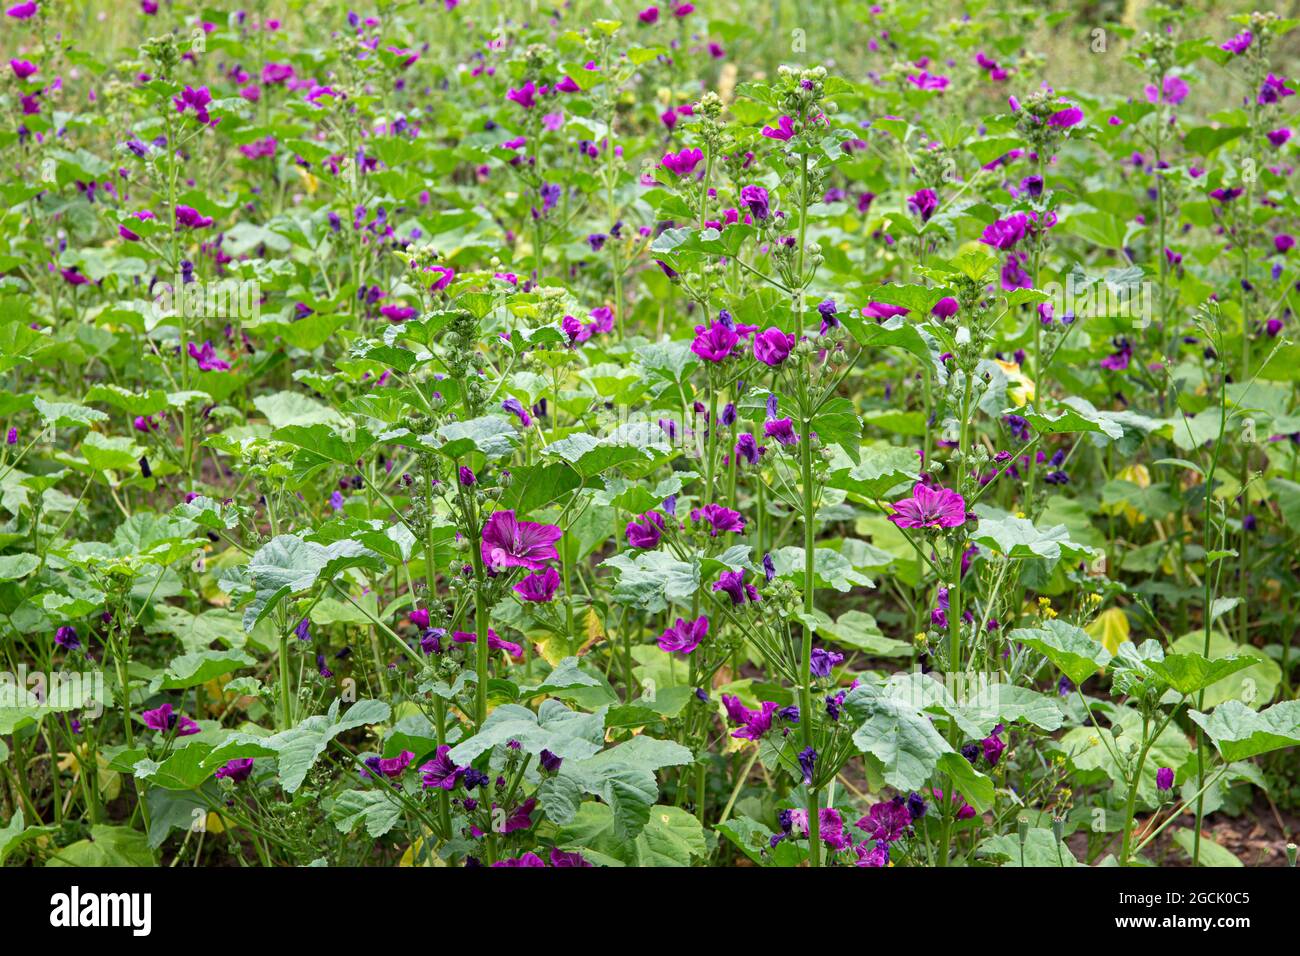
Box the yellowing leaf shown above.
[995,359,1036,407]
[1086,607,1131,656]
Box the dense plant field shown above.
[2,0,1300,870]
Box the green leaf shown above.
[1143,653,1258,696]
[1170,827,1243,867]
[1012,619,1112,687]
[978,828,1083,866]
[240,534,384,630]
[152,649,255,691]
[845,683,951,794]
[972,515,1098,565]
[826,442,921,499]
[447,699,606,765]
[330,789,403,838]
[633,805,706,866]
[47,825,155,867]
[1188,700,1300,761]
[269,699,391,793]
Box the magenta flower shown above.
[141,703,200,736]
[657,615,708,655]
[863,301,910,320]
[419,745,465,790]
[1047,105,1084,127]
[188,341,230,372]
[1259,74,1295,105]
[506,81,537,109]
[691,319,739,362]
[764,417,799,446]
[480,509,562,571]
[752,327,796,366]
[721,695,778,740]
[9,59,36,79]
[739,183,770,220]
[907,188,938,221]
[175,204,214,229]
[380,304,416,321]
[625,511,665,549]
[451,627,523,660]
[215,758,254,782]
[932,296,959,318]
[1267,128,1292,148]
[858,799,912,843]
[660,147,704,177]
[638,6,659,24]
[888,482,967,529]
[762,115,795,141]
[1145,75,1188,105]
[173,85,217,125]
[1156,767,1174,791]
[514,566,560,602]
[371,750,414,779]
[6,1,37,18]
[1222,31,1253,55]
[907,71,949,91]
[690,503,745,536]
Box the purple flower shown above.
[419,745,465,790]
[6,428,16,446]
[691,320,739,362]
[1156,767,1174,792]
[480,509,563,571]
[458,466,476,486]
[858,800,912,843]
[141,703,200,736]
[187,341,230,371]
[1276,234,1295,254]
[735,432,764,464]
[513,566,560,602]
[752,327,796,366]
[54,625,80,650]
[798,746,818,784]
[1259,74,1295,106]
[506,81,537,109]
[625,511,665,549]
[1222,31,1253,55]
[452,628,523,661]
[907,188,938,221]
[501,397,532,426]
[690,503,745,536]
[6,2,38,19]
[9,59,37,79]
[982,730,1006,766]
[721,695,778,739]
[930,296,959,319]
[1047,105,1084,127]
[809,647,843,678]
[739,184,769,220]
[761,115,795,141]
[660,147,704,177]
[215,758,255,782]
[763,417,799,446]
[713,569,760,605]
[174,204,214,229]
[1268,128,1292,148]
[888,482,967,529]
[658,615,708,655]
[294,617,311,642]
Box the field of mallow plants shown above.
[0,0,1299,875]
